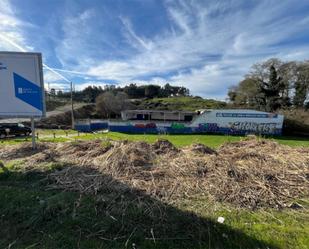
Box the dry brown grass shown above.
[280,109,309,125]
[1,137,308,209]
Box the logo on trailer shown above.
[14,73,43,111]
[0,62,7,70]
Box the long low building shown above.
[75,109,284,135]
[121,110,197,122]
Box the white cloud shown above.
[120,17,153,51]
[46,82,70,91]
[81,0,309,98]
[55,9,97,68]
[0,0,30,52]
[1,0,309,99]
[44,70,65,83]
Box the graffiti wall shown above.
[197,123,219,132]
[75,110,284,136]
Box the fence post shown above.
[31,117,36,150]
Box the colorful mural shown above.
[134,123,157,129]
[75,110,284,136]
[171,123,185,129]
[198,123,218,132]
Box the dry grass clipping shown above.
[0,137,308,209]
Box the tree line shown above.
[228,58,309,112]
[52,83,190,103]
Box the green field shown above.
[1,130,309,148]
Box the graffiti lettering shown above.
[157,127,167,134]
[171,123,185,129]
[229,122,277,133]
[216,113,278,118]
[198,123,218,132]
[145,123,157,128]
[134,123,157,129]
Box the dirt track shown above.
[0,103,87,123]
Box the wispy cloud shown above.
[120,17,153,51]
[81,0,309,98]
[0,0,32,51]
[1,0,309,99]
[0,0,72,84]
[55,9,97,68]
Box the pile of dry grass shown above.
[197,138,309,208]
[94,141,156,177]
[184,143,217,155]
[1,137,308,209]
[152,139,179,155]
[0,142,53,160]
[0,142,59,173]
[55,139,112,165]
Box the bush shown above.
[283,118,309,136]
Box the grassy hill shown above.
[132,96,227,111]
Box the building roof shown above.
[121,110,196,114]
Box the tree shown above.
[294,81,307,107]
[227,86,237,103]
[124,84,145,98]
[229,58,309,110]
[293,62,309,107]
[144,85,161,98]
[278,61,296,107]
[249,58,291,109]
[176,86,190,96]
[160,83,190,97]
[228,78,260,108]
[96,91,131,118]
[258,65,284,111]
[82,86,104,103]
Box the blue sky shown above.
[1,0,309,99]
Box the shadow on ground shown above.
[0,158,278,249]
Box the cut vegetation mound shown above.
[94,141,156,177]
[152,139,179,154]
[205,138,309,208]
[0,142,53,160]
[55,139,112,165]
[185,143,217,155]
[0,137,308,209]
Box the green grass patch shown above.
[1,131,309,148]
[136,96,227,111]
[272,136,309,147]
[36,129,76,136]
[75,132,242,148]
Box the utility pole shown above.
[70,81,75,129]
